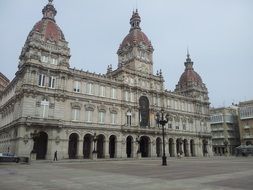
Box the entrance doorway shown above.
[83,134,92,159]
[68,133,78,159]
[169,138,174,157]
[33,131,48,160]
[140,136,150,157]
[109,135,116,158]
[97,134,105,158]
[156,137,162,157]
[126,136,133,158]
[190,139,195,156]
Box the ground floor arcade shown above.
[7,125,213,160]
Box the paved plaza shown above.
[0,157,253,190]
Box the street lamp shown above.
[224,139,228,156]
[156,108,169,166]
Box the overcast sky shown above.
[0,0,252,107]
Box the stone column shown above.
[133,141,138,158]
[104,140,110,158]
[62,139,69,159]
[116,140,121,158]
[120,140,127,158]
[77,139,83,159]
[186,142,190,157]
[151,140,156,158]
[165,140,170,158]
[47,137,53,160]
[173,142,177,157]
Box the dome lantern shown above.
[42,0,57,21]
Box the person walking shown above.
[54,150,58,161]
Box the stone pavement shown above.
[0,157,253,190]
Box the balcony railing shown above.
[243,135,253,139]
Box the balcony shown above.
[244,125,251,129]
[211,127,224,131]
[243,135,253,139]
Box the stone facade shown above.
[210,106,240,155]
[0,1,212,160]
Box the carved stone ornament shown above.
[23,134,29,144]
[55,136,60,144]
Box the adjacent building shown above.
[0,1,212,160]
[0,72,9,94]
[210,106,240,155]
[238,100,253,146]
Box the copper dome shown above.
[31,19,65,42]
[118,10,153,50]
[29,0,65,43]
[177,53,203,87]
[121,29,151,47]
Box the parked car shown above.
[0,152,19,162]
[235,145,253,157]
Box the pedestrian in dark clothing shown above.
[54,150,57,161]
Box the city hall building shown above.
[0,1,212,160]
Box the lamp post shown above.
[156,108,169,166]
[224,139,228,156]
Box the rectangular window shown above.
[87,83,93,95]
[125,91,129,101]
[38,74,45,87]
[41,99,49,118]
[41,56,48,63]
[86,110,92,122]
[111,88,116,99]
[176,125,179,130]
[167,99,170,107]
[100,86,105,97]
[175,101,178,110]
[73,81,80,93]
[99,112,105,123]
[51,58,58,65]
[168,123,172,128]
[183,124,186,130]
[49,76,56,88]
[111,113,116,124]
[157,97,160,107]
[127,111,132,126]
[130,92,134,102]
[153,96,157,106]
[72,109,80,121]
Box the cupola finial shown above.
[42,0,57,20]
[130,9,141,31]
[184,48,194,70]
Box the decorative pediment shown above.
[109,107,118,114]
[84,104,95,111]
[188,117,194,123]
[71,102,82,109]
[97,104,107,112]
[174,115,180,122]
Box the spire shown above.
[130,9,141,31]
[184,48,193,70]
[42,0,57,21]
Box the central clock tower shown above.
[117,10,154,74]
